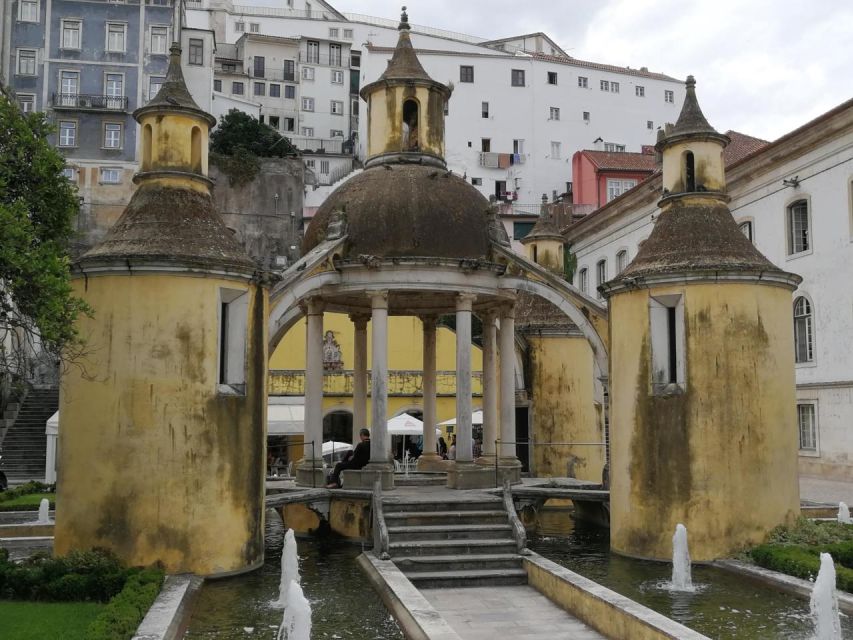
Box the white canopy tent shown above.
[267,403,304,435]
[322,441,353,456]
[438,410,483,427]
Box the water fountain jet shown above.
[838,502,852,524]
[273,528,301,608]
[278,580,312,640]
[810,552,842,640]
[670,523,693,591]
[36,498,50,524]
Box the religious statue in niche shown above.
[402,99,419,151]
[323,330,344,371]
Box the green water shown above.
[183,511,403,639]
[531,512,853,639]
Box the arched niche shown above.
[402,99,419,151]
[191,126,202,173]
[142,123,153,171]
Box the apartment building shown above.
[2,0,176,248]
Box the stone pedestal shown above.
[417,453,450,472]
[497,459,523,485]
[446,461,495,489]
[295,464,327,488]
[341,464,395,490]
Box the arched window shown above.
[616,249,628,274]
[739,220,753,242]
[788,200,810,255]
[190,126,202,172]
[684,151,695,191]
[532,245,538,263]
[793,296,814,363]
[402,99,419,151]
[578,267,588,293]
[142,123,152,171]
[596,259,607,299]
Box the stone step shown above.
[405,568,528,589]
[394,553,523,573]
[389,538,518,557]
[394,475,447,486]
[388,523,513,541]
[383,499,502,513]
[384,510,508,526]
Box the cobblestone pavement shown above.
[800,474,853,505]
[423,585,606,640]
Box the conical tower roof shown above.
[657,76,728,147]
[521,201,564,244]
[377,8,432,82]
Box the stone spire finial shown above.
[666,75,719,139]
[399,6,410,30]
[134,42,214,125]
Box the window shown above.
[798,403,817,451]
[788,199,810,255]
[596,260,607,298]
[17,94,35,113]
[19,0,38,21]
[482,101,489,118]
[513,222,534,240]
[471,177,482,186]
[578,76,588,88]
[249,23,259,33]
[647,120,654,130]
[547,71,558,85]
[150,25,168,54]
[269,116,280,129]
[234,21,245,32]
[460,65,474,83]
[320,160,329,174]
[611,81,620,93]
[583,111,590,122]
[284,118,294,132]
[616,250,628,273]
[649,294,686,392]
[606,178,637,202]
[58,71,79,106]
[213,79,221,92]
[513,139,524,154]
[283,60,295,80]
[221,62,236,73]
[16,49,37,76]
[218,289,248,392]
[301,127,314,137]
[330,129,343,137]
[61,167,76,180]
[106,23,126,52]
[103,122,122,148]
[58,120,77,147]
[305,159,315,169]
[254,82,265,96]
[343,28,353,39]
[105,73,124,108]
[600,80,610,92]
[329,27,339,38]
[550,141,561,159]
[793,296,814,364]
[306,40,319,64]
[578,267,588,293]
[302,67,315,81]
[302,97,314,111]
[329,43,342,66]
[188,38,203,65]
[232,81,244,95]
[100,167,121,184]
[62,20,81,49]
[511,69,525,87]
[739,220,753,242]
[284,85,296,99]
[604,142,625,152]
[330,100,343,115]
[636,85,645,97]
[253,56,265,78]
[269,83,281,97]
[149,76,165,100]
[331,69,343,84]
[479,138,491,153]
[665,90,674,103]
[549,106,560,120]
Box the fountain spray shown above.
[838,502,852,524]
[671,523,693,591]
[810,552,842,640]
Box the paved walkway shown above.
[800,475,853,505]
[423,585,606,640]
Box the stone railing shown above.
[269,369,483,397]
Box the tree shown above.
[0,87,89,403]
[209,109,297,157]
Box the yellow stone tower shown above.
[602,77,802,561]
[55,44,269,576]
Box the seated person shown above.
[326,428,371,488]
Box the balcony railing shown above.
[52,93,128,111]
[298,52,349,68]
[290,136,348,154]
[479,152,525,168]
[251,68,297,82]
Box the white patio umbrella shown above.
[386,413,441,436]
[438,410,484,426]
[322,441,353,456]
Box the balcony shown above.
[290,136,351,155]
[251,67,297,83]
[479,152,525,168]
[52,93,128,112]
[298,52,350,68]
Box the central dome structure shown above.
[303,9,491,260]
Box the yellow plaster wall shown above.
[529,239,564,274]
[139,112,209,176]
[661,140,725,194]
[366,85,445,159]
[608,282,800,561]
[528,336,604,482]
[55,273,268,576]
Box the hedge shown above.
[0,481,54,504]
[86,567,164,640]
[750,543,853,592]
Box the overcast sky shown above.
[324,0,853,141]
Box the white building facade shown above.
[565,98,853,480]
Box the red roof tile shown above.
[722,130,770,165]
[581,150,658,172]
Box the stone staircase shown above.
[385,495,527,588]
[1,387,58,484]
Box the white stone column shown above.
[499,303,519,464]
[478,310,498,462]
[418,315,442,470]
[455,293,475,463]
[350,313,369,443]
[297,297,325,486]
[369,291,390,464]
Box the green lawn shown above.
[0,601,104,639]
[0,492,55,510]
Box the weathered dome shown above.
[303,164,492,260]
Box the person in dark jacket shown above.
[326,428,371,488]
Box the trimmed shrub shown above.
[0,481,54,503]
[751,543,853,592]
[767,517,853,546]
[86,567,164,640]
